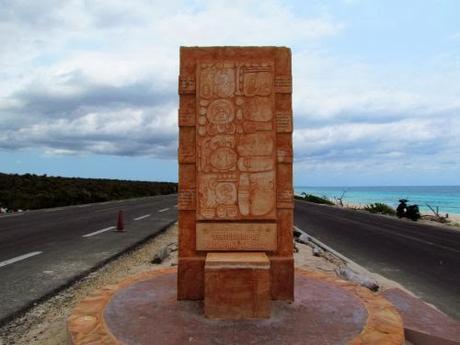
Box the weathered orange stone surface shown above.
[205,252,270,319]
[68,268,405,345]
[178,46,294,301]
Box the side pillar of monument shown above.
[177,47,294,310]
[177,50,205,299]
[271,47,295,300]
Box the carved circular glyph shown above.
[209,147,237,170]
[207,99,234,125]
[215,182,237,205]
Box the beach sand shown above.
[339,201,460,230]
[447,213,460,225]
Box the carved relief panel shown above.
[196,62,276,220]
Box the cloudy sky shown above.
[1,0,459,186]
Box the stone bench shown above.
[204,252,270,319]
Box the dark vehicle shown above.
[396,199,421,221]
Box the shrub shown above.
[364,203,396,216]
[0,172,177,211]
[295,193,335,205]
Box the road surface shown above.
[0,194,177,324]
[2,196,459,324]
[295,200,460,319]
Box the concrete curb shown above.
[294,225,361,267]
[294,225,381,291]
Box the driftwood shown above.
[336,267,379,292]
[336,191,346,207]
[425,204,449,223]
[426,203,440,217]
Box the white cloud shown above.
[0,0,344,158]
[293,50,460,120]
[0,0,459,183]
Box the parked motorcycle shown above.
[396,199,421,221]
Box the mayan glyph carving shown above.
[196,62,276,220]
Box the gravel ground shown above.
[0,224,411,345]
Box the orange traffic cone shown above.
[116,210,125,232]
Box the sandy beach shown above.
[338,201,460,228]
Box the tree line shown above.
[0,172,177,211]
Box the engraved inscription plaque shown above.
[196,223,277,251]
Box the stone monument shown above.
[177,46,294,318]
[67,46,405,344]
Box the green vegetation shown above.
[364,202,396,216]
[295,192,335,205]
[0,172,177,211]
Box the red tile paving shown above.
[68,268,404,344]
[383,288,460,344]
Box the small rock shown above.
[293,243,299,253]
[151,246,170,264]
[293,227,302,238]
[312,246,323,257]
[295,233,310,245]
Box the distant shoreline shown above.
[295,194,460,229]
[294,186,460,217]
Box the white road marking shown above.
[158,208,169,213]
[77,204,91,208]
[0,251,43,268]
[134,214,151,221]
[82,226,115,238]
[45,208,64,212]
[0,212,25,218]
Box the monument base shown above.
[67,268,404,345]
[205,252,271,319]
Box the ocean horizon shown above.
[294,185,460,216]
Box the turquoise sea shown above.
[294,186,460,215]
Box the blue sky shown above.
[1,0,459,186]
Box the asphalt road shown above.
[0,194,177,324]
[295,200,460,320]
[2,195,459,324]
